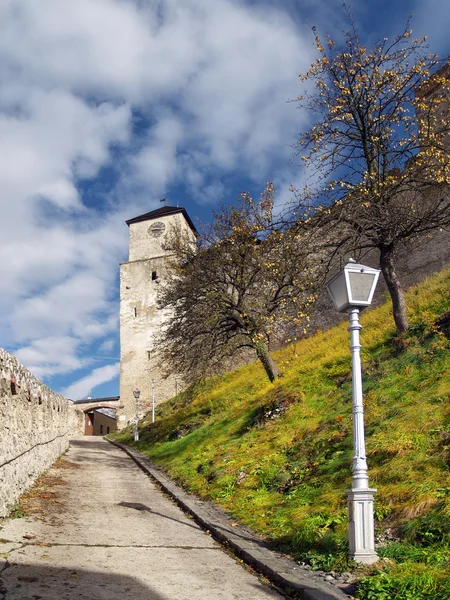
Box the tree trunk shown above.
[254,341,281,382]
[379,245,409,334]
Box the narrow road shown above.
[0,437,283,600]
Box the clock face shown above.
[148,221,166,237]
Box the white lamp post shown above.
[151,379,155,424]
[326,260,380,565]
[133,388,141,442]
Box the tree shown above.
[295,17,450,333]
[156,186,321,384]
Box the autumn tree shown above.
[156,186,321,384]
[295,18,450,333]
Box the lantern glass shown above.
[133,388,140,399]
[348,271,377,303]
[327,271,349,313]
[326,262,380,312]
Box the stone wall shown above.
[119,255,179,425]
[0,348,83,517]
[307,228,450,334]
[119,211,196,425]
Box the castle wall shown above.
[0,348,83,516]
[119,211,195,425]
[128,213,192,262]
[92,410,117,436]
[307,228,450,334]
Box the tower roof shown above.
[125,205,198,235]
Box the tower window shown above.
[134,307,137,317]
[152,271,157,281]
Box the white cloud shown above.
[130,114,184,191]
[15,336,85,379]
[98,339,115,354]
[62,363,120,400]
[0,0,436,397]
[0,0,314,178]
[178,1,311,174]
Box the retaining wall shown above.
[0,348,83,516]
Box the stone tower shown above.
[118,206,197,426]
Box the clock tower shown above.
[118,206,197,426]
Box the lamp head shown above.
[326,261,380,313]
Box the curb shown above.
[107,438,349,600]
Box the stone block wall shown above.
[0,348,83,517]
[307,228,450,334]
[119,208,196,424]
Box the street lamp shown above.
[326,260,380,565]
[133,388,141,442]
[151,379,155,424]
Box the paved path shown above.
[0,437,283,600]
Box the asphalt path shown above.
[0,436,284,600]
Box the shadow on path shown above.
[118,501,201,531]
[0,563,168,600]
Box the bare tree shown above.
[295,16,450,332]
[156,186,321,384]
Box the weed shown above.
[356,564,450,600]
[6,503,24,519]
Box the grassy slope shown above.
[113,268,450,598]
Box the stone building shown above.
[72,396,121,435]
[119,206,197,426]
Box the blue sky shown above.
[1,0,448,400]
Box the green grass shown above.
[112,267,450,598]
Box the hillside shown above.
[113,267,450,599]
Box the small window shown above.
[10,377,17,395]
[152,271,157,281]
[147,351,151,360]
[107,426,110,434]
[100,424,103,434]
[133,307,137,317]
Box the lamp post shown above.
[133,388,141,442]
[326,260,380,565]
[151,379,155,424]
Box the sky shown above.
[1,0,449,400]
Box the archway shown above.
[83,406,117,436]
